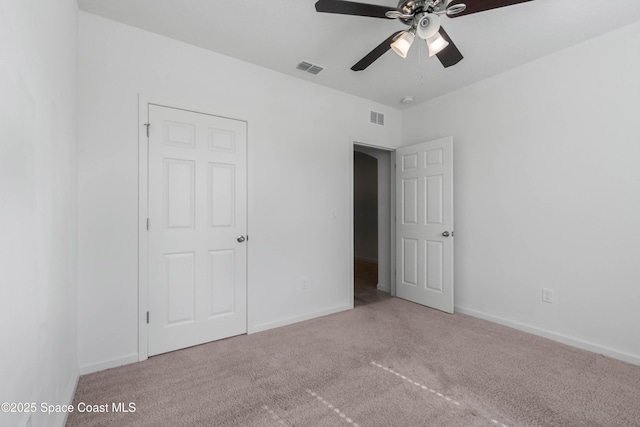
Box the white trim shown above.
[22,370,79,427]
[79,353,140,375]
[352,141,395,151]
[389,150,396,296]
[351,138,397,297]
[245,114,254,336]
[455,306,640,366]
[251,305,352,333]
[58,370,80,427]
[347,138,355,308]
[137,95,149,362]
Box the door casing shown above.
[349,139,397,298]
[349,137,455,308]
[138,95,250,361]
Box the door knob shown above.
[237,235,246,243]
[442,231,450,237]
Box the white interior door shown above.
[396,137,454,313]
[147,104,247,356]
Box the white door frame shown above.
[137,94,249,361]
[349,138,397,298]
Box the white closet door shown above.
[147,104,247,356]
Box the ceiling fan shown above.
[314,0,534,71]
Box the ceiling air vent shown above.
[296,61,324,75]
[307,65,323,75]
[370,110,385,126]
[296,61,313,71]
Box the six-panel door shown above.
[148,105,247,356]
[396,137,454,313]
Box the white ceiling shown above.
[78,0,640,109]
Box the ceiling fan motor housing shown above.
[397,0,422,24]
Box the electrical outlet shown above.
[301,277,308,291]
[542,288,554,304]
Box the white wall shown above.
[403,22,640,364]
[77,12,402,372]
[0,1,78,426]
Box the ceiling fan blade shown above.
[447,0,533,17]
[435,27,463,68]
[351,31,403,71]
[315,0,394,19]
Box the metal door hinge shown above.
[144,123,150,137]
[146,311,149,324]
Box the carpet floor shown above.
[68,297,640,426]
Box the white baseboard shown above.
[455,306,640,366]
[81,305,353,373]
[79,353,139,375]
[57,369,79,427]
[250,304,353,334]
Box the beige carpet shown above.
[68,298,640,426]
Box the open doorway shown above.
[353,144,393,306]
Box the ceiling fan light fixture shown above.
[426,32,449,57]
[391,30,415,59]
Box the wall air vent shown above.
[296,61,324,75]
[370,110,385,126]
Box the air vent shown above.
[296,61,313,72]
[307,65,323,75]
[370,110,385,126]
[296,61,324,75]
